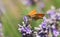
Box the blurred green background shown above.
[1,0,60,37]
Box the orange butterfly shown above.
[28,9,45,20]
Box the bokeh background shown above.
[1,0,60,37]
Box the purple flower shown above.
[25,27,32,34]
[21,0,32,6]
[23,16,28,23]
[53,29,59,37]
[40,2,45,9]
[21,27,26,32]
[26,0,32,6]
[49,10,56,16]
[56,15,60,20]
[41,22,47,28]
[47,10,56,19]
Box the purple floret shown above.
[53,29,59,37]
[24,0,32,6]
[21,27,26,32]
[23,16,28,22]
[41,22,47,28]
[48,10,55,15]
[56,15,60,21]
[25,27,32,34]
[40,2,45,9]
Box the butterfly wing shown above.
[32,14,45,20]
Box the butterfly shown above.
[28,9,45,20]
